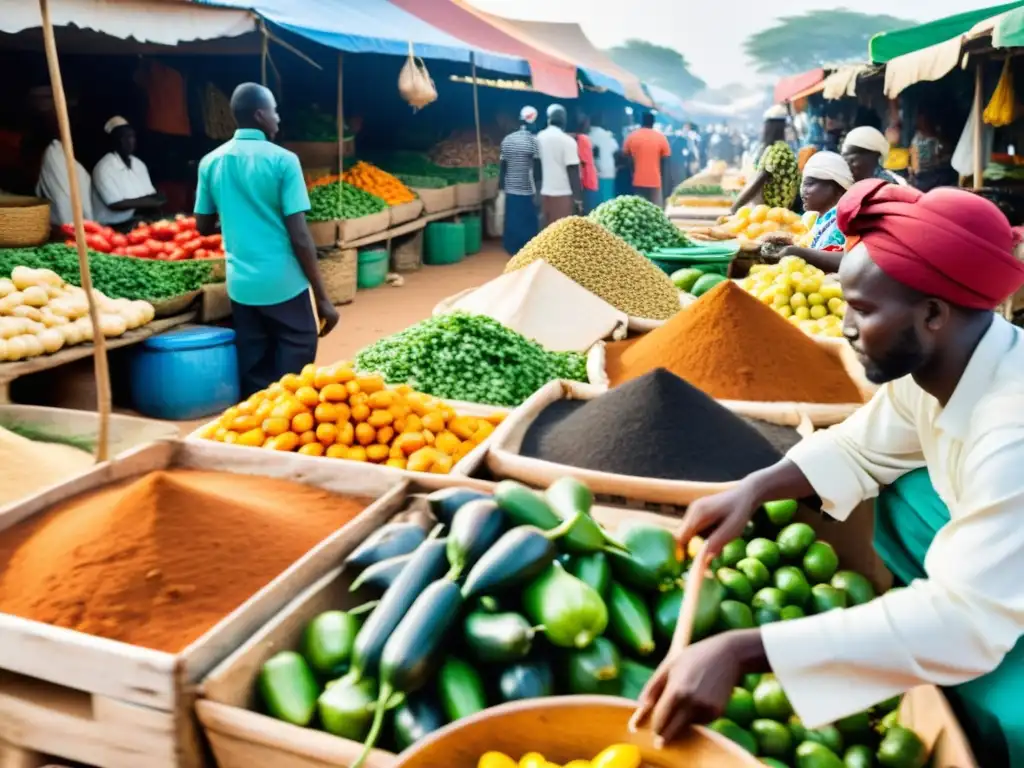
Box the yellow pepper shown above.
[591,744,641,768]
[519,753,548,768]
[563,761,592,768]
[478,753,518,768]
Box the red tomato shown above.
[167,248,187,261]
[194,248,208,259]
[59,223,75,237]
[144,238,167,254]
[181,237,203,254]
[101,227,116,240]
[112,247,127,256]
[111,233,128,247]
[85,234,112,252]
[179,216,197,230]
[173,231,192,244]
[201,234,222,248]
[126,245,151,258]
[82,220,102,234]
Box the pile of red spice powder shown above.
[0,469,370,652]
[605,281,863,404]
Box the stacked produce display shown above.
[506,217,680,321]
[0,265,154,361]
[588,196,690,254]
[429,130,501,167]
[254,477,932,768]
[739,256,847,339]
[307,181,389,222]
[198,360,506,472]
[356,313,588,407]
[362,150,499,186]
[62,216,225,261]
[341,162,418,206]
[715,205,815,249]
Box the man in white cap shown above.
[536,103,582,225]
[499,106,541,255]
[92,116,164,226]
[841,126,907,187]
[31,85,94,227]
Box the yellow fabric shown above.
[985,58,1016,128]
[885,147,910,171]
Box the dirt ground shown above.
[174,243,509,433]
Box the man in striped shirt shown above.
[499,106,541,256]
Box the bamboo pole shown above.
[973,61,984,191]
[38,0,111,462]
[337,52,345,177]
[471,53,484,186]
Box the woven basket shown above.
[412,186,456,214]
[392,229,423,272]
[0,195,51,247]
[319,247,357,305]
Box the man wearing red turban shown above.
[634,180,1024,766]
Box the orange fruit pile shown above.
[199,362,506,473]
[341,161,417,205]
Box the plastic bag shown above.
[486,191,506,238]
[984,58,1016,128]
[398,43,437,111]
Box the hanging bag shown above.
[398,42,437,111]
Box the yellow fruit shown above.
[376,426,395,445]
[366,444,390,462]
[790,292,808,309]
[794,306,811,320]
[751,204,769,223]
[237,428,265,447]
[821,283,843,300]
[386,458,407,470]
[828,297,845,314]
[326,444,348,459]
[299,430,317,446]
[299,442,325,457]
[777,305,794,319]
[367,409,395,428]
[772,292,790,309]
[810,304,828,320]
[316,422,338,446]
[292,412,314,433]
[760,220,781,233]
[355,374,385,394]
[807,292,825,307]
[591,744,642,768]
[262,417,291,437]
[273,431,300,452]
[295,386,320,408]
[478,752,518,768]
[744,222,763,238]
[347,446,368,462]
[279,373,302,392]
[319,382,348,403]
[351,403,371,423]
[735,206,752,220]
[767,207,786,222]
[355,422,376,446]
[337,421,355,446]
[230,414,261,433]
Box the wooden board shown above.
[0,439,417,768]
[0,312,197,402]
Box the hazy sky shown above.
[468,0,1001,88]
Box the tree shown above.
[606,39,706,98]
[744,9,916,75]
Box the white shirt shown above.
[763,316,1024,728]
[536,125,580,197]
[36,140,92,226]
[589,126,619,180]
[91,152,157,225]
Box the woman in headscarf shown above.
[841,126,908,186]
[778,151,854,273]
[730,105,799,213]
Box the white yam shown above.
[99,313,128,338]
[37,328,65,354]
[0,279,15,298]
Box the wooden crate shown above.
[0,440,413,768]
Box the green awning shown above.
[869,0,1024,63]
[993,6,1024,47]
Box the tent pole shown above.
[973,61,984,191]
[261,26,269,86]
[38,0,111,463]
[471,53,484,186]
[337,52,345,178]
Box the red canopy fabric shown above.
[388,0,579,98]
[773,68,825,104]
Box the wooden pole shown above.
[260,29,268,87]
[337,52,345,178]
[471,53,484,186]
[974,61,984,191]
[38,0,110,462]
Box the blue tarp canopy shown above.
[647,84,687,121]
[198,0,528,74]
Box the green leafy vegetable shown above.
[589,195,690,254]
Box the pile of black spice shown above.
[520,369,785,482]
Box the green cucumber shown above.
[522,562,608,649]
[544,477,627,554]
[345,522,427,569]
[606,548,665,592]
[390,693,445,751]
[493,481,561,528]
[318,675,378,740]
[618,658,656,701]
[425,487,489,527]
[349,551,413,594]
[300,610,360,677]
[357,579,465,767]
[446,499,505,578]
[437,656,487,722]
[607,582,656,657]
[258,651,319,726]
[463,610,538,663]
[565,636,621,695]
[498,659,554,702]
[567,552,611,597]
[461,515,581,599]
[654,576,726,642]
[349,530,450,683]
[618,522,683,588]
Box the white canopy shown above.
[0,0,255,45]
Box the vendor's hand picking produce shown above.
[478,744,641,768]
[717,205,812,248]
[588,195,690,253]
[739,255,846,338]
[253,476,933,768]
[0,266,154,361]
[62,215,225,261]
[199,360,506,472]
[307,181,388,222]
[355,312,588,407]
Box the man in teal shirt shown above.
[195,83,338,397]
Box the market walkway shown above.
[175,243,509,434]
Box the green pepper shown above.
[617,522,683,588]
[522,562,608,649]
[544,477,627,554]
[654,577,726,642]
[565,637,621,695]
[300,610,360,677]
[437,656,487,722]
[318,675,378,740]
[567,552,611,597]
[257,651,319,726]
[463,610,538,663]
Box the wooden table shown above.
[340,205,482,250]
[0,311,197,403]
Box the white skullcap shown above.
[801,151,854,190]
[104,116,129,134]
[763,104,788,121]
[519,106,538,124]
[842,126,889,159]
[547,103,565,118]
